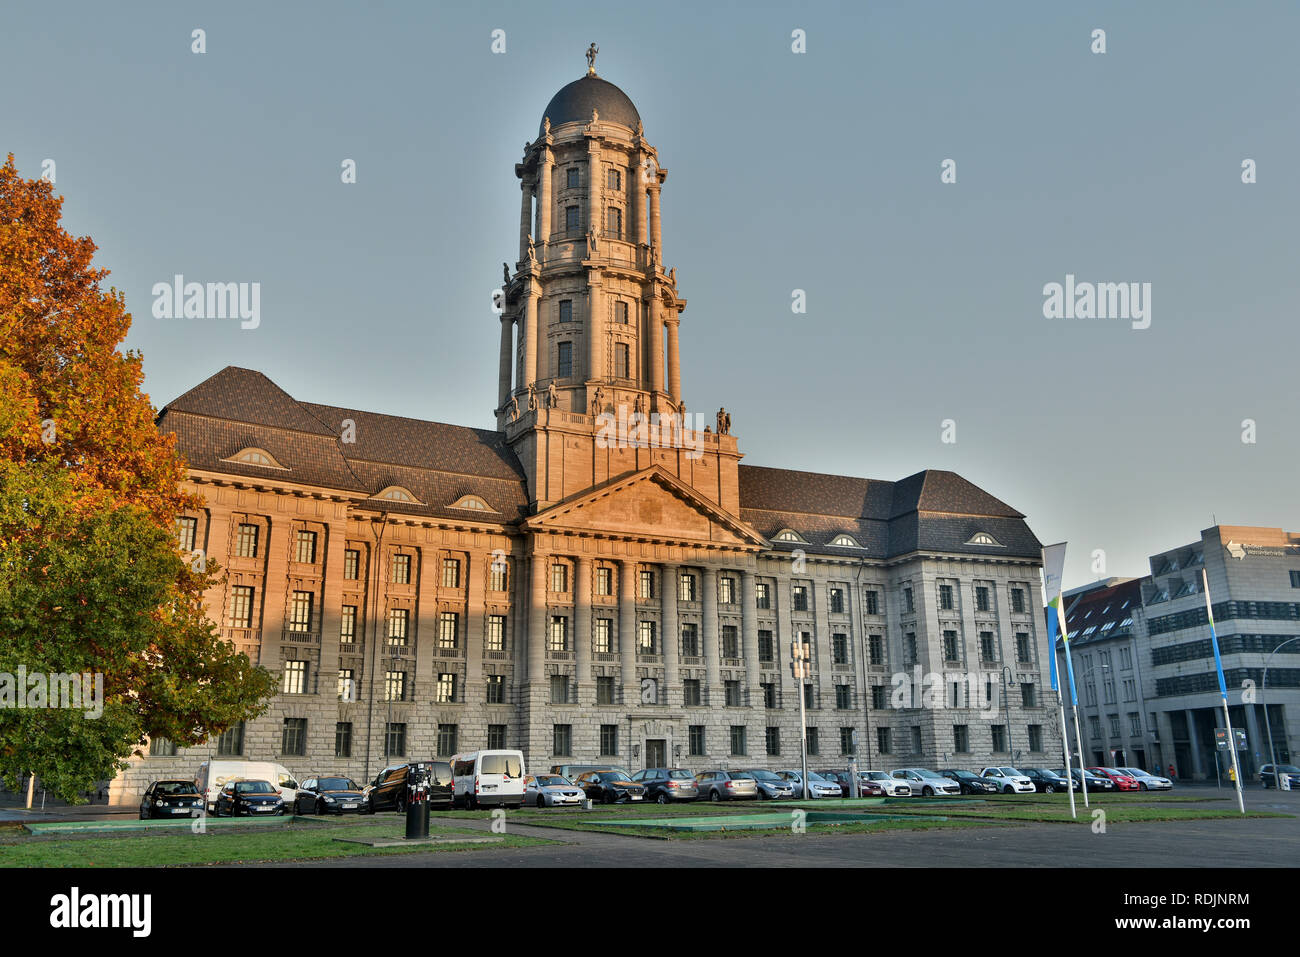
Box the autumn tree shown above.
[0,154,275,802]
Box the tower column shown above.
[630,149,645,247]
[523,283,540,392]
[661,563,680,707]
[519,178,533,262]
[742,569,761,696]
[587,138,602,247]
[702,566,721,702]
[648,182,662,259]
[620,559,638,706]
[666,315,681,402]
[575,556,593,704]
[528,552,548,690]
[587,279,603,385]
[497,314,513,410]
[537,147,553,261]
[648,290,664,399]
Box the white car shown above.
[890,768,960,796]
[1119,768,1173,791]
[859,769,911,796]
[980,767,1036,794]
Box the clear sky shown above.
[5,0,1297,587]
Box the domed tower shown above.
[496,50,740,513]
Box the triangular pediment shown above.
[525,467,766,549]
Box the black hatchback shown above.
[140,780,204,819]
[574,770,647,804]
[1021,767,1074,793]
[214,779,285,817]
[365,761,454,813]
[295,775,368,815]
[939,769,1000,795]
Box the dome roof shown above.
[540,75,640,136]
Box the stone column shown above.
[497,315,513,410]
[666,316,681,402]
[702,566,721,703]
[649,181,662,258]
[587,280,603,383]
[630,150,644,246]
[519,178,532,262]
[741,569,761,696]
[660,563,680,707]
[537,147,552,261]
[620,559,638,706]
[528,552,547,691]
[522,283,540,392]
[811,579,833,709]
[648,290,664,398]
[575,556,593,705]
[587,138,602,247]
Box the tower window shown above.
[607,168,621,190]
[606,207,622,240]
[566,167,579,188]
[614,300,628,324]
[557,341,573,378]
[615,342,630,379]
[559,300,572,323]
[565,206,579,231]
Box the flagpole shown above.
[1202,569,1245,814]
[1056,687,1076,818]
[1041,546,1077,817]
[1063,640,1089,808]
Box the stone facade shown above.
[106,64,1056,803]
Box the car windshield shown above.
[602,772,632,783]
[806,772,832,784]
[155,782,198,795]
[319,778,359,791]
[998,768,1020,776]
[1276,765,1300,774]
[235,781,275,794]
[862,771,889,781]
[726,771,755,780]
[668,770,694,780]
[534,775,567,787]
[481,754,522,777]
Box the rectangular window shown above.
[227,586,254,628]
[436,673,457,703]
[756,582,771,609]
[939,583,954,610]
[550,674,569,704]
[217,722,244,756]
[289,591,313,633]
[638,569,654,599]
[806,726,819,756]
[943,629,959,662]
[384,671,406,701]
[439,557,459,588]
[551,563,568,593]
[762,682,776,709]
[758,629,774,663]
[832,633,848,665]
[151,737,177,757]
[804,683,815,709]
[437,724,458,757]
[282,659,308,695]
[344,548,360,580]
[565,206,579,230]
[729,726,746,756]
[282,718,307,756]
[176,516,197,552]
[1109,714,1121,738]
[553,724,572,756]
[840,726,856,755]
[438,611,458,650]
[792,585,808,612]
[903,587,914,614]
[614,299,628,324]
[385,723,406,757]
[871,685,888,710]
[688,725,705,756]
[481,724,506,750]
[235,523,258,558]
[557,341,573,378]
[294,530,317,564]
[991,725,1008,752]
[953,724,970,753]
[869,634,884,666]
[594,618,613,654]
[766,726,781,756]
[485,674,504,704]
[910,726,922,753]
[559,299,572,323]
[830,587,845,614]
[681,624,700,658]
[340,605,357,643]
[615,342,630,379]
[607,167,621,190]
[678,572,697,602]
[335,722,352,758]
[1011,587,1026,613]
[637,620,656,653]
[566,167,580,188]
[485,614,506,652]
[1021,683,1037,707]
[975,585,990,612]
[1290,570,1300,588]
[835,684,851,710]
[865,590,880,615]
[596,566,612,595]
[388,608,409,643]
[600,725,618,756]
[721,625,739,659]
[980,631,996,661]
[1016,632,1031,663]
[719,576,735,604]
[724,680,741,707]
[904,632,917,665]
[1027,724,1044,752]
[336,668,356,702]
[876,726,891,755]
[683,678,701,706]
[596,675,615,705]
[548,615,569,653]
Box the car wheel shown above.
[922,786,933,797]
[657,792,669,805]
[1003,786,1014,794]
[710,789,721,802]
[395,796,406,814]
[315,799,325,815]
[1045,784,1055,793]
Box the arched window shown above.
[450,495,493,512]
[373,486,421,504]
[774,529,806,543]
[829,534,861,548]
[966,532,1003,547]
[223,447,288,470]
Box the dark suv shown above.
[631,768,699,803]
[365,761,453,813]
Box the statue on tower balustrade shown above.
[503,262,510,285]
[547,380,559,409]
[527,382,538,412]
[587,225,599,257]
[590,385,605,416]
[527,234,536,261]
[586,42,598,74]
[509,394,519,422]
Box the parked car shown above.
[631,768,700,803]
[452,750,526,809]
[776,769,842,799]
[1055,767,1115,792]
[980,767,1037,794]
[815,768,880,797]
[939,769,999,795]
[214,779,285,817]
[139,780,204,820]
[694,770,759,801]
[196,760,299,812]
[890,768,961,796]
[1260,764,1300,789]
[294,775,367,815]
[859,770,911,797]
[551,764,631,781]
[1089,767,1140,791]
[1020,767,1074,793]
[741,768,796,800]
[1117,767,1173,791]
[575,770,647,804]
[365,761,454,813]
[523,774,585,808]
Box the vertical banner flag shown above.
[1042,543,1076,702]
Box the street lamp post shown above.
[1001,665,1015,761]
[1263,637,1300,789]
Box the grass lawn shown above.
[521,814,1014,840]
[0,817,557,867]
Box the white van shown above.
[451,750,525,809]
[196,760,301,811]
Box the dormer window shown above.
[223,447,288,470]
[829,534,861,548]
[450,495,493,512]
[966,532,1003,547]
[373,486,421,504]
[774,529,806,543]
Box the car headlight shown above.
[155,800,165,806]
[323,796,336,803]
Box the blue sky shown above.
[5,0,1298,586]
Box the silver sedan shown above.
[524,774,585,808]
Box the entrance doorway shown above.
[645,739,667,769]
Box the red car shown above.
[1089,767,1140,791]
[816,769,883,797]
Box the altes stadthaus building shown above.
[111,60,1057,800]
